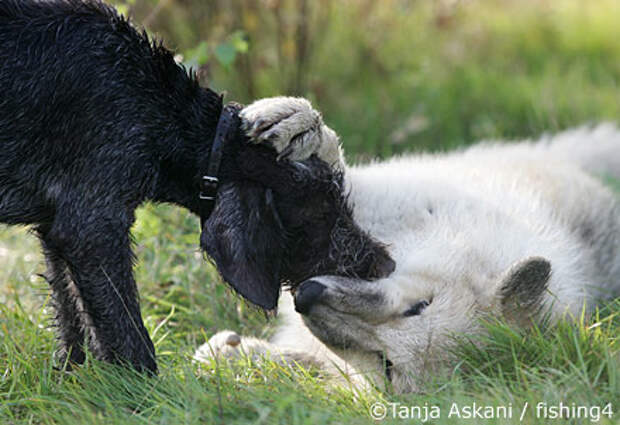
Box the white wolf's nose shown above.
[294,280,326,314]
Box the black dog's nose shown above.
[294,280,326,314]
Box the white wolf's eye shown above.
[403,300,429,317]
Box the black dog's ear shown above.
[200,183,285,310]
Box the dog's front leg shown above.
[44,212,156,373]
[240,97,345,171]
[39,237,87,368]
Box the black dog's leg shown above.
[44,214,157,373]
[40,239,87,368]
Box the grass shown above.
[3,0,620,423]
[1,232,618,424]
[197,0,620,159]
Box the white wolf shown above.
[195,97,620,393]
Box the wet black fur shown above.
[204,135,396,309]
[1,0,394,373]
[1,0,224,373]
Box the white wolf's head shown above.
[293,255,551,392]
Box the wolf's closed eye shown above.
[403,300,430,317]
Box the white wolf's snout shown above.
[293,279,326,315]
[293,275,395,321]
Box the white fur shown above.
[196,98,620,393]
[239,96,344,170]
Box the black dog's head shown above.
[200,125,395,310]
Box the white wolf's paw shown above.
[193,330,278,364]
[194,330,328,372]
[193,330,243,362]
[240,96,344,170]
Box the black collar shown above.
[199,102,243,229]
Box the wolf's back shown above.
[544,123,620,181]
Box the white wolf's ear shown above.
[498,257,551,321]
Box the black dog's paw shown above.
[122,337,158,375]
[53,346,86,372]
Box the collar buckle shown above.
[199,175,219,201]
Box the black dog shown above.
[0,0,394,373]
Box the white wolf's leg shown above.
[193,330,326,370]
[240,97,345,171]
